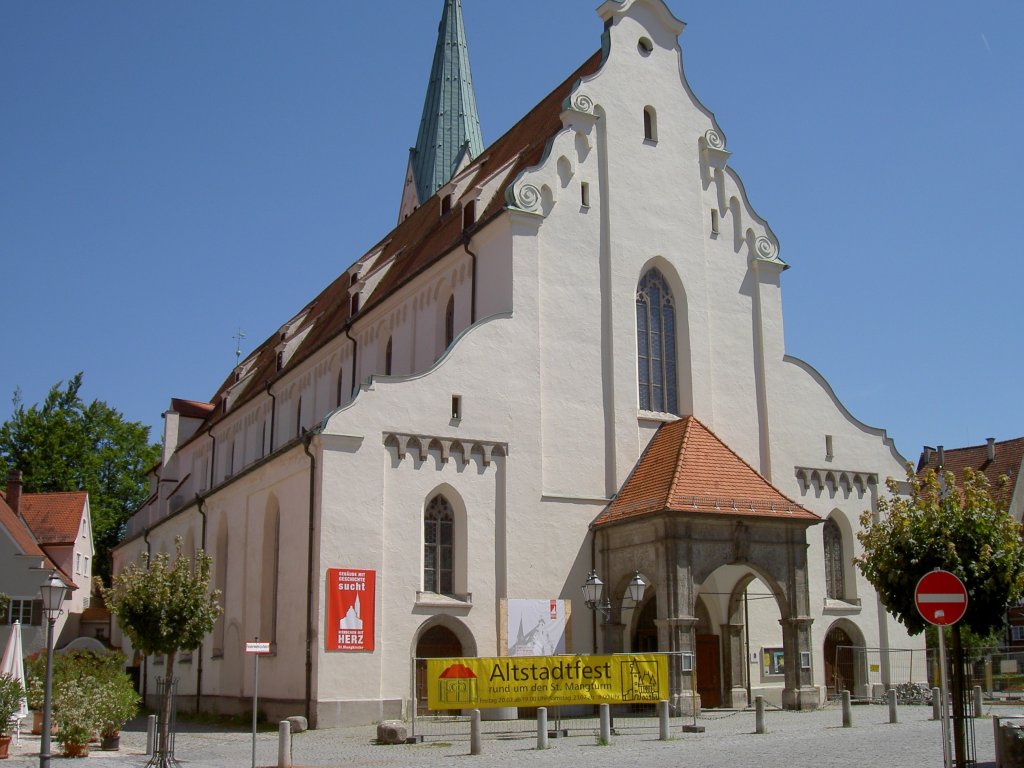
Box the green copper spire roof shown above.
[407,0,484,205]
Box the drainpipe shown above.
[264,381,276,454]
[301,430,317,725]
[195,494,208,714]
[462,233,478,324]
[344,327,359,400]
[142,528,152,701]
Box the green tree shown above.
[856,467,1024,636]
[100,541,221,767]
[0,373,161,582]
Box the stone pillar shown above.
[780,616,818,710]
[722,623,748,708]
[657,616,700,715]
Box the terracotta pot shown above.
[61,741,89,758]
[0,734,11,759]
[100,733,120,751]
[31,711,41,735]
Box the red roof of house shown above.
[18,492,87,545]
[593,417,819,528]
[169,398,216,420]
[166,50,606,447]
[0,495,47,558]
[917,437,1024,511]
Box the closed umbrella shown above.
[0,621,29,740]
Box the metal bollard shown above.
[470,709,482,755]
[755,695,766,734]
[599,703,611,744]
[974,685,983,718]
[146,714,157,754]
[841,690,852,728]
[658,700,670,741]
[932,687,941,721]
[278,720,292,768]
[887,688,898,724]
[537,707,548,750]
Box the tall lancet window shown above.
[636,268,678,414]
[424,495,454,595]
[823,518,845,600]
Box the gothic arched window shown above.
[636,268,678,414]
[424,495,454,595]
[445,296,455,348]
[824,517,845,600]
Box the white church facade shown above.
[113,0,925,727]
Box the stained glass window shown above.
[424,495,454,595]
[824,518,845,600]
[636,269,679,414]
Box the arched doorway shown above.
[415,625,463,714]
[823,625,855,698]
[632,598,658,652]
[694,597,721,708]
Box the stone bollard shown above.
[993,715,1002,768]
[755,695,766,734]
[841,690,853,728]
[932,687,942,721]
[537,707,548,750]
[887,688,898,724]
[278,720,292,768]
[658,700,670,741]
[146,714,157,754]
[470,709,482,756]
[599,703,611,745]
[974,685,984,718]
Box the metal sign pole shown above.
[252,648,259,768]
[938,622,952,768]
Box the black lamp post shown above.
[38,572,67,768]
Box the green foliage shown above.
[54,677,103,748]
[24,648,129,712]
[0,594,8,624]
[94,670,139,737]
[0,674,25,736]
[856,467,1024,636]
[0,373,161,582]
[101,540,222,657]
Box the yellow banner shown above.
[426,654,668,710]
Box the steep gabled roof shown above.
[0,495,47,558]
[18,492,87,545]
[174,49,604,442]
[593,417,818,528]
[917,437,1024,511]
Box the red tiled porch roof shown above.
[594,417,818,527]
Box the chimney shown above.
[987,437,996,462]
[922,446,934,465]
[5,469,22,515]
[937,445,945,468]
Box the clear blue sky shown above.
[2,1,1022,466]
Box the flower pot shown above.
[61,741,89,758]
[0,734,11,759]
[31,711,41,735]
[100,733,120,751]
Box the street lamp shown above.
[581,570,647,624]
[38,571,67,768]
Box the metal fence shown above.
[831,645,924,701]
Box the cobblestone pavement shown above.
[3,704,1005,767]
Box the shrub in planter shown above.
[0,673,26,759]
[55,678,103,758]
[95,672,139,750]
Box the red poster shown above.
[326,568,375,652]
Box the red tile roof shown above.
[594,417,819,528]
[169,398,216,420]
[917,437,1024,511]
[169,50,606,445]
[0,495,47,558]
[18,492,87,545]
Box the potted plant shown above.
[23,652,45,734]
[0,673,26,759]
[95,672,139,750]
[54,678,101,758]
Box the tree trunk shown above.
[950,626,967,768]
[158,650,176,766]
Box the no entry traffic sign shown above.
[915,570,968,626]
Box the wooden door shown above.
[696,633,721,708]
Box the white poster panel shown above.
[507,599,568,656]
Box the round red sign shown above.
[915,570,968,626]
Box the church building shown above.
[113,0,925,727]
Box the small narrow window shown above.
[384,336,393,376]
[451,395,462,421]
[638,37,653,56]
[350,294,360,317]
[643,106,657,143]
[463,200,476,230]
[276,351,284,371]
[710,209,719,235]
[581,182,590,208]
[445,296,455,348]
[295,399,303,438]
[440,194,453,216]
[825,435,834,460]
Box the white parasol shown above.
[0,621,29,720]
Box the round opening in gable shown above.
[638,37,653,56]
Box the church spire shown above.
[399,0,484,221]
